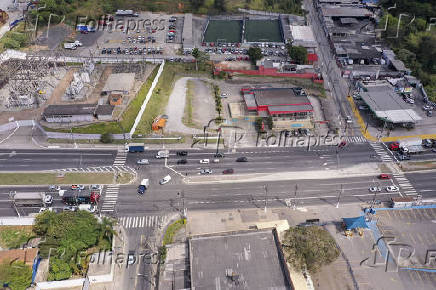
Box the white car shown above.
[136,159,150,165]
[48,185,61,191]
[90,184,101,190]
[369,187,381,192]
[220,93,228,98]
[78,204,96,213]
[159,175,171,185]
[386,186,399,192]
[213,159,220,163]
[199,159,210,164]
[39,207,53,213]
[345,116,353,123]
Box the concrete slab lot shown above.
[203,20,242,43]
[376,208,436,289]
[245,20,283,43]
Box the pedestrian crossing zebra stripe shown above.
[118,216,168,228]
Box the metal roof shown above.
[183,13,193,49]
[321,7,372,18]
[252,88,309,106]
[268,104,313,113]
[190,230,291,290]
[43,104,96,116]
[359,85,422,123]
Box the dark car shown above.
[222,168,234,174]
[236,157,248,162]
[177,151,188,156]
[214,153,224,158]
[137,185,146,195]
[177,159,187,164]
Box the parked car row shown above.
[101,47,163,55]
[124,35,156,44]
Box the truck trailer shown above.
[125,143,145,153]
[11,192,53,207]
[399,138,425,154]
[59,190,100,205]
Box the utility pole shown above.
[264,185,268,213]
[293,184,298,210]
[336,184,343,208]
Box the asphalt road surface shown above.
[0,149,117,171]
[405,171,436,200]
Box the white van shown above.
[78,204,96,213]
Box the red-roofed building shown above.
[307,53,318,64]
[242,87,314,130]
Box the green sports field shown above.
[244,20,283,42]
[203,20,242,43]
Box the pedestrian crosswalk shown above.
[342,136,367,143]
[118,215,169,229]
[392,172,418,196]
[113,148,127,166]
[101,185,120,212]
[53,166,135,173]
[369,142,393,162]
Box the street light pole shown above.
[336,184,343,208]
[264,185,268,213]
[294,184,298,210]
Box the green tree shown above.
[214,0,226,11]
[34,211,114,280]
[254,117,265,132]
[100,132,113,143]
[191,0,205,10]
[192,48,200,71]
[247,47,263,64]
[48,258,71,281]
[287,45,307,64]
[0,260,32,290]
[2,38,20,49]
[282,226,339,273]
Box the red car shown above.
[223,168,234,174]
[389,142,399,151]
[378,174,391,180]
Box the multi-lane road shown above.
[1,143,435,218]
[0,148,117,171]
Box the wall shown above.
[45,114,94,123]
[215,67,322,82]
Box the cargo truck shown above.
[399,138,425,154]
[125,143,145,153]
[11,192,53,207]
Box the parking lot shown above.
[376,208,436,289]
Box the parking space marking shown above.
[416,233,424,244]
[409,234,417,245]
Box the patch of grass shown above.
[46,138,127,144]
[0,226,34,249]
[0,172,115,185]
[159,218,186,262]
[182,80,195,128]
[115,172,134,184]
[134,62,211,135]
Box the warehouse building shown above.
[242,87,314,129]
[43,104,96,123]
[189,230,292,290]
